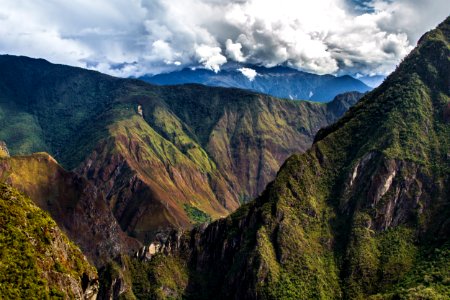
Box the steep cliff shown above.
[134,17,450,300]
[0,183,98,299]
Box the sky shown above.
[0,0,448,77]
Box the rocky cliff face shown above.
[0,183,98,299]
[131,17,450,299]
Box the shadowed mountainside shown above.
[0,152,141,266]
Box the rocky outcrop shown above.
[0,141,9,158]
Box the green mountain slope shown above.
[0,55,361,241]
[0,183,98,299]
[132,17,450,300]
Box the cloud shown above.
[238,67,257,81]
[225,39,245,62]
[195,44,227,72]
[0,0,447,77]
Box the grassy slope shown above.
[0,183,97,298]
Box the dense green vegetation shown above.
[129,255,188,299]
[0,183,96,298]
[183,204,211,224]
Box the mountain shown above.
[0,55,362,243]
[139,64,371,102]
[125,17,450,299]
[0,183,98,298]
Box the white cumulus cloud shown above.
[238,67,258,81]
[225,39,245,62]
[195,44,227,73]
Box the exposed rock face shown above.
[0,141,9,157]
[133,17,450,299]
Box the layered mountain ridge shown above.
[125,17,450,300]
[140,64,371,102]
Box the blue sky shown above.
[0,0,448,77]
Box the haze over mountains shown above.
[140,64,372,102]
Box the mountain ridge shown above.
[0,151,141,266]
[139,64,371,102]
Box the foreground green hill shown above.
[0,183,98,298]
[128,17,450,300]
[0,55,361,241]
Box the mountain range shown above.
[140,64,371,102]
[0,53,362,247]
[0,16,448,300]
